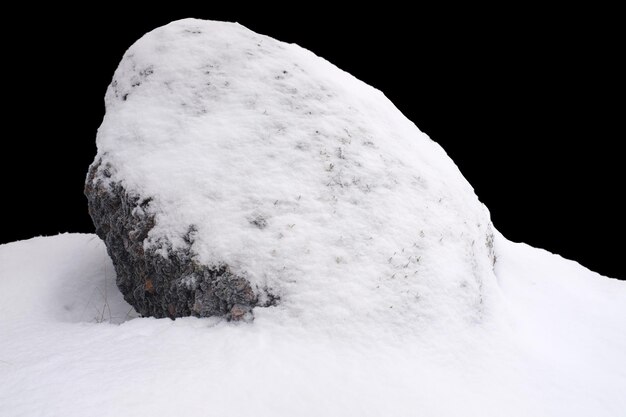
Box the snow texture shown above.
[87,18,497,325]
[1,233,624,416]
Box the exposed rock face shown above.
[86,161,261,320]
[86,19,498,325]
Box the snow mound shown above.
[90,18,497,327]
[1,234,624,417]
[2,19,625,417]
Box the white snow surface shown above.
[92,19,498,331]
[1,233,624,416]
[2,19,625,416]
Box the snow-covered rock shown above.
[86,18,497,325]
[3,18,625,417]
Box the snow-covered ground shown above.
[2,19,625,416]
[1,233,624,416]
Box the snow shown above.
[0,234,136,325]
[91,18,498,331]
[1,233,624,416]
[2,19,625,416]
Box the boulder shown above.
[86,19,497,323]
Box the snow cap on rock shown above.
[88,18,498,329]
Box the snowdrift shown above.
[1,234,624,416]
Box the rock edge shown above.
[85,160,275,320]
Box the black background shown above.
[2,7,623,279]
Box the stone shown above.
[85,19,497,326]
[86,161,263,320]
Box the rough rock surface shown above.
[86,19,497,323]
[86,161,261,320]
